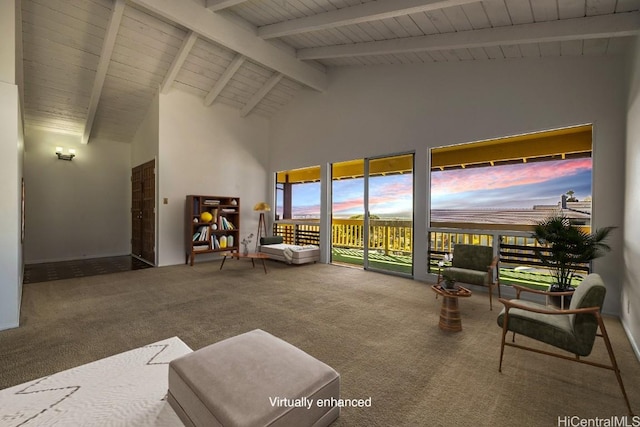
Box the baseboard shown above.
[131,254,155,267]
[25,252,131,265]
[621,318,640,362]
[0,320,20,332]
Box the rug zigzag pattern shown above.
[10,378,81,426]
[0,337,192,427]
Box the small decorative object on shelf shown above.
[185,195,240,266]
[241,233,254,256]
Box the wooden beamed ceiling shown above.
[20,0,640,143]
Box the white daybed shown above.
[259,236,320,265]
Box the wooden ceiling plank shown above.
[173,81,208,97]
[161,31,198,94]
[559,0,586,19]
[129,0,326,91]
[204,54,246,106]
[530,0,558,22]
[206,0,251,12]
[257,0,480,39]
[560,39,584,56]
[617,0,640,12]
[297,11,640,59]
[240,72,283,117]
[583,37,609,55]
[519,42,541,57]
[460,2,491,29]
[82,0,125,144]
[586,0,616,16]
[504,0,534,25]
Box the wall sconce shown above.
[55,147,76,161]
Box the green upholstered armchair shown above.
[497,274,633,415]
[442,244,499,310]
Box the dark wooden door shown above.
[131,165,143,258]
[131,160,155,264]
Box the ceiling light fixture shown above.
[55,147,76,161]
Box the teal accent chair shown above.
[442,244,499,310]
[497,274,633,415]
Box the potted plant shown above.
[531,214,615,301]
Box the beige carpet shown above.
[1,260,638,426]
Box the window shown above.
[430,125,593,228]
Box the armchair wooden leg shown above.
[489,283,493,311]
[499,311,510,372]
[597,315,634,416]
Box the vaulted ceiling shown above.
[20,0,640,144]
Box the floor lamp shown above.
[253,202,270,251]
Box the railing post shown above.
[385,225,390,256]
[493,231,501,284]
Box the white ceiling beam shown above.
[258,0,480,39]
[161,31,198,94]
[204,54,245,106]
[128,0,326,91]
[82,0,125,144]
[297,11,640,60]
[240,73,283,117]
[206,0,249,12]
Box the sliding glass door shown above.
[331,153,414,276]
[365,154,414,276]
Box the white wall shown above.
[270,54,628,315]
[0,82,22,331]
[132,90,159,167]
[624,37,640,357]
[23,129,131,263]
[157,90,270,266]
[0,0,23,331]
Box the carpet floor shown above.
[1,260,638,426]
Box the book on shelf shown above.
[203,199,220,206]
[220,217,235,230]
[192,231,201,241]
[212,234,220,249]
[196,226,210,241]
[193,245,209,251]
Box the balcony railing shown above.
[273,219,412,256]
[273,220,320,246]
[272,220,590,288]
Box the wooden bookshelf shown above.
[185,195,240,266]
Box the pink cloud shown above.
[332,199,364,213]
[431,158,591,195]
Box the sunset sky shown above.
[279,158,592,218]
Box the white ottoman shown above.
[168,329,340,427]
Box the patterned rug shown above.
[0,337,192,426]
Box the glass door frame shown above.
[363,152,415,278]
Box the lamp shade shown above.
[253,202,271,212]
